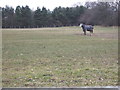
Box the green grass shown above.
[2,26,118,87]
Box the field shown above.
[2,26,118,87]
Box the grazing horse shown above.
[79,23,94,36]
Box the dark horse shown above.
[79,23,94,36]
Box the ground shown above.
[2,26,118,87]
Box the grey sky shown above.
[0,0,97,10]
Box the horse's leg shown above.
[91,30,93,33]
[90,30,93,36]
[84,30,86,35]
[90,32,92,36]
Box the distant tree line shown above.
[79,2,119,26]
[1,2,120,28]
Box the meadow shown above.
[2,26,118,87]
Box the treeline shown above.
[1,2,120,28]
[2,5,86,28]
[79,2,119,26]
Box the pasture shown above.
[2,26,118,87]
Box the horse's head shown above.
[79,23,83,27]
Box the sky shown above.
[0,0,97,11]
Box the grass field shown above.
[2,26,118,87]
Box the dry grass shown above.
[2,26,118,87]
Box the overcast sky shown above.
[0,0,97,11]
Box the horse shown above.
[79,23,94,36]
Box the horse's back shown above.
[85,25,93,31]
